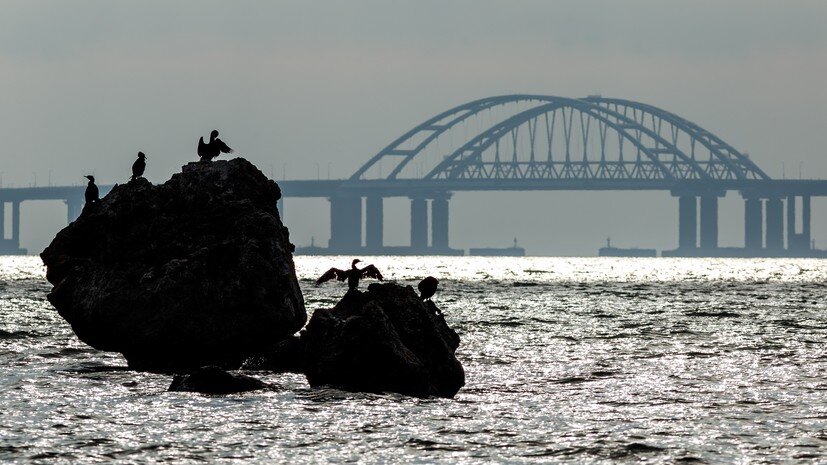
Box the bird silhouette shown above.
[316,259,383,291]
[84,175,99,204]
[418,276,439,301]
[131,152,146,180]
[197,130,233,161]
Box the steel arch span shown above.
[350,95,770,182]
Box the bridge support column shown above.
[766,198,784,251]
[786,195,797,250]
[329,194,361,250]
[11,201,20,249]
[803,195,811,249]
[786,195,812,251]
[700,196,718,250]
[0,202,4,239]
[66,197,83,223]
[431,195,450,250]
[365,196,383,250]
[678,196,697,249]
[744,198,763,250]
[410,197,428,251]
[277,198,284,221]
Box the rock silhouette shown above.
[169,366,267,394]
[41,158,305,371]
[302,282,464,398]
[241,335,305,373]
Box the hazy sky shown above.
[2,1,827,254]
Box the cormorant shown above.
[197,130,233,161]
[84,175,99,204]
[131,152,146,180]
[316,259,383,291]
[418,276,439,301]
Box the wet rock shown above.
[241,335,306,373]
[169,366,268,394]
[302,282,464,398]
[41,158,305,371]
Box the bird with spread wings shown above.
[316,259,383,291]
[198,129,234,161]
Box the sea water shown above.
[1,256,826,464]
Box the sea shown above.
[1,255,826,464]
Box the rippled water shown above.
[2,255,827,463]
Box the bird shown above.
[418,276,439,301]
[197,129,233,161]
[84,175,99,204]
[316,259,383,291]
[131,152,146,180]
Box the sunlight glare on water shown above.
[2,255,827,464]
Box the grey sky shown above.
[2,1,827,254]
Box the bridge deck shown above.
[3,179,827,202]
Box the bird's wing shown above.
[215,138,234,154]
[197,137,206,157]
[316,268,347,284]
[361,265,383,281]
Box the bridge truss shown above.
[351,95,770,183]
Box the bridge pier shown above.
[803,195,811,249]
[0,201,25,255]
[365,196,383,250]
[678,196,697,249]
[744,197,763,250]
[12,201,20,249]
[786,195,795,249]
[277,198,283,221]
[431,194,450,250]
[410,197,428,251]
[785,195,812,250]
[329,194,362,250]
[699,196,718,250]
[765,198,784,250]
[66,197,83,223]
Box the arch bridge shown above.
[325,95,816,255]
[1,95,824,256]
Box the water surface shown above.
[2,256,826,463]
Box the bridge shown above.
[1,95,824,256]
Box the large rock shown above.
[41,158,306,371]
[303,283,464,398]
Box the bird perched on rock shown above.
[84,175,99,204]
[418,276,439,301]
[131,152,146,180]
[316,259,383,291]
[197,129,233,161]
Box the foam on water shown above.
[2,256,826,463]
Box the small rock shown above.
[168,366,268,394]
[241,335,306,373]
[302,283,465,398]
